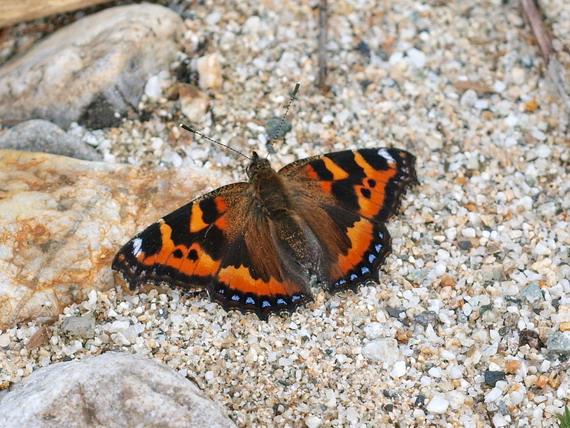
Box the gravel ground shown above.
[2,0,570,426]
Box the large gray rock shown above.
[0,352,236,428]
[0,120,101,161]
[0,3,183,129]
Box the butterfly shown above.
[112,147,417,320]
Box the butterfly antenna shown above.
[266,82,300,155]
[180,124,251,160]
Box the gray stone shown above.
[266,117,293,140]
[521,282,543,303]
[61,315,96,338]
[546,332,570,355]
[0,120,101,161]
[0,4,183,129]
[414,310,438,326]
[483,370,506,387]
[0,352,236,427]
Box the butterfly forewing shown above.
[112,182,313,319]
[112,183,248,290]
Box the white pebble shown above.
[389,52,404,65]
[493,81,506,92]
[449,365,463,379]
[363,324,383,340]
[474,99,489,109]
[108,320,130,333]
[362,338,401,365]
[346,407,359,422]
[305,416,322,428]
[0,334,10,347]
[511,67,525,84]
[428,367,442,378]
[407,48,426,68]
[390,361,406,378]
[204,12,221,25]
[485,387,503,403]
[426,395,449,414]
[144,75,162,99]
[460,90,477,109]
[278,357,293,366]
[504,114,519,127]
[493,413,509,427]
[536,144,551,158]
[462,228,476,238]
[509,388,525,405]
[534,241,551,256]
[531,128,546,141]
[243,15,261,32]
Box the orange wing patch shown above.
[136,220,221,275]
[323,156,350,180]
[189,204,208,233]
[218,265,289,295]
[336,218,374,274]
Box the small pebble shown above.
[0,334,10,347]
[521,282,543,302]
[390,361,406,378]
[362,338,401,365]
[61,315,95,339]
[547,332,570,355]
[505,360,522,373]
[406,48,426,68]
[485,387,503,403]
[484,370,506,387]
[536,144,551,158]
[413,311,438,326]
[426,395,449,414]
[305,415,322,428]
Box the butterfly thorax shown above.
[249,161,291,218]
[244,153,321,270]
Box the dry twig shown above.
[521,0,570,113]
[316,0,328,90]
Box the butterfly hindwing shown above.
[279,148,417,291]
[209,225,312,320]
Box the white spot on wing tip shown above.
[378,148,395,163]
[132,238,143,257]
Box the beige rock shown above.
[0,150,218,329]
[0,0,112,27]
[505,359,522,374]
[179,83,210,122]
[0,4,183,129]
[197,53,223,89]
[439,274,456,287]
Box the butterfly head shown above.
[246,151,272,179]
